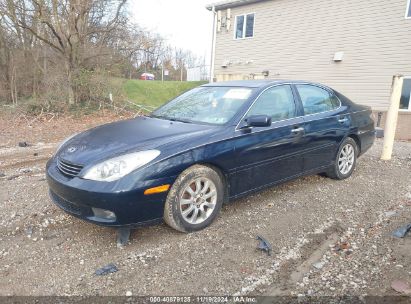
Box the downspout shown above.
[210,5,217,83]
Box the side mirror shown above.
[245,115,272,127]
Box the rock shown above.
[18,142,29,147]
[313,261,325,270]
[0,172,5,178]
[25,226,33,238]
[385,211,397,217]
[126,291,132,297]
[42,219,50,228]
[203,287,208,293]
[391,280,410,294]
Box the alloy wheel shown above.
[338,143,355,175]
[179,177,217,224]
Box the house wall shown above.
[372,111,411,141]
[213,0,411,113]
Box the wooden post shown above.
[381,75,404,160]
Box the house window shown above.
[235,13,254,39]
[407,0,411,18]
[400,78,411,110]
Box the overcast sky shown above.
[130,0,214,64]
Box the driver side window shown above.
[247,85,296,123]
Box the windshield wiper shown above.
[167,117,192,124]
[150,114,168,120]
[151,114,192,124]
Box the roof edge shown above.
[206,0,266,11]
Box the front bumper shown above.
[46,158,176,227]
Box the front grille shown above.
[57,158,83,178]
[50,191,82,215]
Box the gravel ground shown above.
[0,114,410,297]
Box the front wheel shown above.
[326,137,358,180]
[163,165,224,232]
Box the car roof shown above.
[201,80,329,89]
[201,80,280,88]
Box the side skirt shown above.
[228,164,333,202]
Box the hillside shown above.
[123,80,206,109]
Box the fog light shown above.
[92,208,116,221]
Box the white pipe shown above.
[210,6,217,83]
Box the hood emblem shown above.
[67,146,77,153]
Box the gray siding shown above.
[213,0,411,110]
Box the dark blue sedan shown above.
[46,80,375,232]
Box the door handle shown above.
[338,117,348,123]
[291,127,304,134]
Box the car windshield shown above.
[151,86,254,125]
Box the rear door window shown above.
[296,85,340,115]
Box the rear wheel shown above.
[163,165,224,232]
[326,137,358,180]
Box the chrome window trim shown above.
[349,109,369,114]
[235,82,342,131]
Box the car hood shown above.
[57,117,219,165]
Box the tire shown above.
[325,137,358,180]
[163,165,224,233]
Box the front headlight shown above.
[82,150,160,182]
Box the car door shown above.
[294,84,350,172]
[231,84,305,196]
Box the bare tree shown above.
[0,1,204,108]
[1,0,127,104]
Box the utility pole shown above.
[381,75,404,160]
[210,6,217,83]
